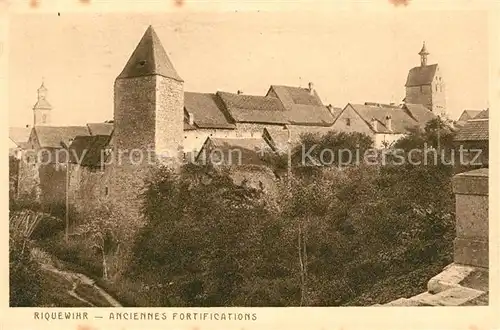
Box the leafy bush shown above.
[30,214,65,241]
[9,230,43,307]
[127,165,284,306]
[40,233,103,279]
[122,131,456,305]
[42,127,455,307]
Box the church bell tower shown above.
[33,81,52,126]
[404,42,446,115]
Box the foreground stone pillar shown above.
[452,168,488,268]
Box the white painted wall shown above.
[374,133,406,148]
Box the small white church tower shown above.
[33,81,52,126]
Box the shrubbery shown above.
[122,127,456,306]
[9,230,43,307]
[11,125,457,306]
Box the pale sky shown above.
[8,8,489,127]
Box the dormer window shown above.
[346,118,351,126]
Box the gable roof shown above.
[184,92,236,129]
[473,109,489,120]
[33,126,90,148]
[458,110,482,122]
[348,103,433,134]
[455,119,489,141]
[268,85,334,126]
[271,85,324,107]
[216,91,289,124]
[87,123,114,136]
[329,107,343,121]
[405,64,438,87]
[402,103,436,125]
[263,126,289,152]
[117,25,183,82]
[9,127,32,148]
[455,109,489,141]
[69,135,111,167]
[184,122,196,131]
[197,137,273,166]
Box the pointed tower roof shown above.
[418,42,429,56]
[117,25,183,82]
[33,99,52,109]
[38,81,47,92]
[34,81,52,109]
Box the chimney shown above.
[385,115,392,131]
[371,118,378,131]
[326,104,333,113]
[188,112,194,125]
[308,82,314,95]
[237,90,243,95]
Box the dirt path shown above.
[33,248,122,307]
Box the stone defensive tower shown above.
[113,25,184,161]
[405,42,446,115]
[110,25,184,221]
[33,81,52,126]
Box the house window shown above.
[346,118,351,126]
[105,187,109,196]
[420,86,423,92]
[42,114,47,123]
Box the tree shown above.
[72,202,137,280]
[291,131,373,170]
[123,126,455,307]
[9,229,42,306]
[128,164,281,306]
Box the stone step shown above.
[410,287,485,306]
[427,263,477,294]
[384,297,426,306]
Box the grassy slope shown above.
[344,261,450,306]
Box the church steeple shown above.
[33,80,52,126]
[405,42,446,115]
[38,81,48,100]
[419,41,429,67]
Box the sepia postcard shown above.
[1,0,499,329]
